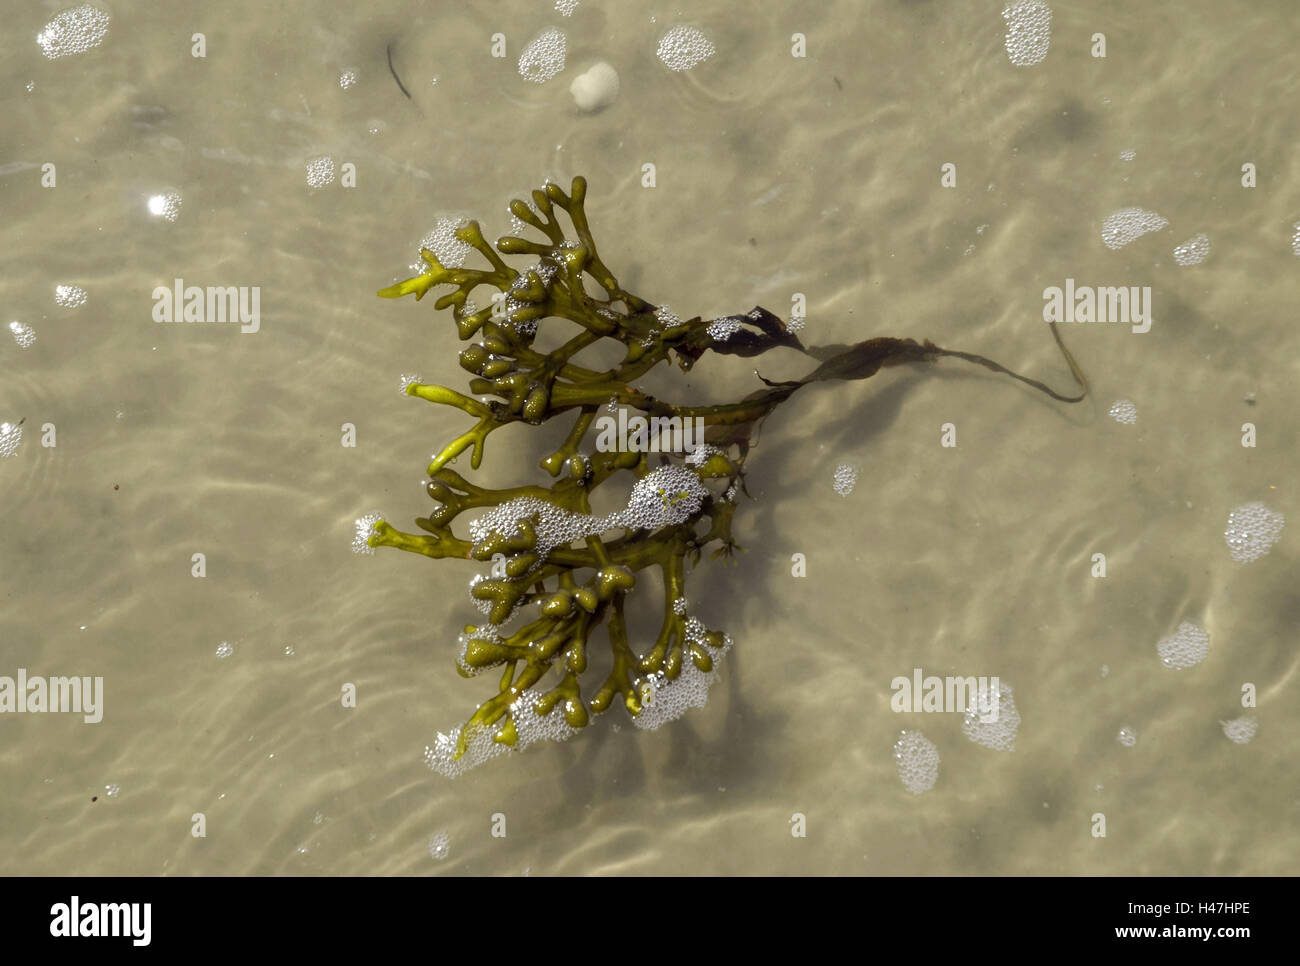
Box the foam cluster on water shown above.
[705,317,742,342]
[656,25,715,71]
[1220,715,1258,744]
[1002,1,1052,67]
[338,69,358,90]
[0,422,23,459]
[9,321,35,349]
[617,465,709,530]
[413,217,472,273]
[832,464,857,497]
[467,468,706,557]
[1108,399,1138,425]
[305,156,335,188]
[1292,223,1300,257]
[351,511,383,554]
[147,191,182,222]
[1172,232,1211,266]
[633,618,732,731]
[684,443,720,467]
[427,830,450,860]
[962,681,1020,752]
[1156,621,1209,669]
[1101,207,1168,250]
[555,0,579,14]
[54,284,87,308]
[37,4,109,59]
[423,687,578,778]
[1117,725,1137,747]
[1223,502,1284,563]
[470,496,600,560]
[518,28,567,83]
[894,730,939,794]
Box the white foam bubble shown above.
[1172,232,1211,266]
[54,284,87,308]
[618,465,709,530]
[1108,399,1138,425]
[894,730,939,794]
[8,321,35,349]
[428,830,450,859]
[215,640,233,659]
[146,190,182,222]
[1119,149,1136,161]
[424,687,581,778]
[656,25,715,71]
[518,28,567,83]
[413,217,472,273]
[1116,725,1137,747]
[832,464,857,497]
[1292,222,1300,257]
[1156,621,1209,669]
[1101,207,1168,250]
[706,317,741,342]
[352,511,383,555]
[0,421,23,459]
[338,69,358,90]
[1224,502,1284,563]
[962,681,1020,752]
[556,0,580,15]
[510,688,580,746]
[632,623,731,731]
[1220,715,1257,745]
[1002,1,1051,67]
[305,155,335,188]
[37,4,109,59]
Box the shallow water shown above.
[1,0,1296,875]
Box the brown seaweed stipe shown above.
[362,176,1087,776]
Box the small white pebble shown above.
[569,61,619,112]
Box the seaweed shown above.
[362,176,1086,776]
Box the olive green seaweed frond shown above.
[361,176,1086,777]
